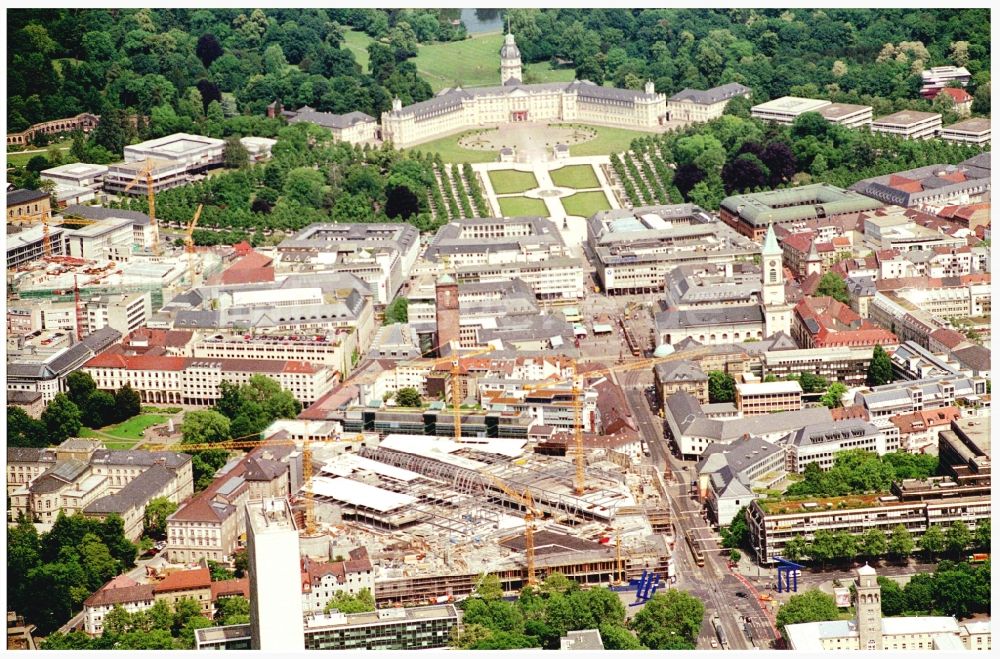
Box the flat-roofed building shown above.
[453,256,585,301]
[667,82,751,123]
[40,162,108,191]
[124,132,225,171]
[247,498,304,651]
[588,204,757,294]
[719,184,883,241]
[239,136,277,162]
[104,158,189,196]
[302,605,459,651]
[751,96,831,124]
[735,380,803,416]
[84,291,152,336]
[6,224,67,268]
[855,375,988,420]
[747,491,990,564]
[63,216,135,261]
[939,118,991,146]
[817,102,873,128]
[938,417,990,487]
[871,111,942,140]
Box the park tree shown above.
[324,588,376,614]
[819,382,848,409]
[783,535,810,562]
[887,524,915,560]
[394,387,423,408]
[876,576,906,616]
[114,384,142,422]
[815,272,850,305]
[599,624,644,649]
[82,390,117,428]
[41,393,82,443]
[222,136,250,169]
[708,370,736,403]
[944,521,972,556]
[214,596,250,625]
[181,410,231,445]
[973,519,990,550]
[867,345,894,386]
[918,524,945,559]
[143,497,179,539]
[7,406,48,448]
[721,506,749,549]
[796,372,828,394]
[196,33,224,68]
[66,371,98,408]
[775,589,839,640]
[859,528,888,560]
[630,589,704,649]
[473,573,504,601]
[383,296,408,324]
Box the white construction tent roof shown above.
[381,434,526,464]
[320,453,421,482]
[309,476,416,512]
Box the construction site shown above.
[297,432,675,606]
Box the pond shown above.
[439,8,504,34]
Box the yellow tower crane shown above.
[421,345,495,440]
[489,477,543,588]
[522,346,715,495]
[184,204,203,285]
[122,158,161,255]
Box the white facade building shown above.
[247,498,305,651]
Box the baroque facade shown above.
[381,33,668,148]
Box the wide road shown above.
[620,371,768,649]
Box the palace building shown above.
[380,32,668,148]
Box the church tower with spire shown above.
[804,239,823,277]
[761,224,793,337]
[500,30,522,85]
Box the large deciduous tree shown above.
[867,345,894,386]
[630,589,704,649]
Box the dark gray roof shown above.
[698,435,780,476]
[654,359,708,383]
[7,343,93,380]
[288,108,375,130]
[7,447,56,464]
[785,419,879,448]
[669,82,750,105]
[89,450,191,470]
[80,327,123,353]
[244,457,285,482]
[656,305,764,330]
[84,464,176,514]
[952,345,991,372]
[30,460,90,494]
[7,390,43,405]
[63,204,150,225]
[7,189,49,206]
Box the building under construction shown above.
[299,433,675,605]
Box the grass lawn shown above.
[553,124,656,157]
[561,190,612,217]
[104,414,168,440]
[104,439,141,450]
[488,169,539,194]
[550,164,601,189]
[6,139,75,168]
[405,131,499,163]
[343,30,374,73]
[498,196,549,217]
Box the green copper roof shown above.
[762,223,780,255]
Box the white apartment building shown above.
[735,380,803,416]
[247,498,305,651]
[920,66,971,99]
[83,580,156,636]
[85,291,152,336]
[301,549,375,613]
[454,257,585,300]
[870,111,942,140]
[750,96,831,124]
[193,331,355,369]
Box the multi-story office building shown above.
[103,158,190,196]
[247,498,305,651]
[40,163,108,192]
[426,216,570,268]
[760,346,875,387]
[302,605,459,650]
[84,291,152,336]
[124,132,225,172]
[747,491,990,564]
[939,118,991,146]
[855,375,987,420]
[666,83,751,123]
[817,103,874,128]
[6,224,67,268]
[870,111,942,140]
[587,204,757,294]
[453,256,585,301]
[783,420,897,473]
[850,154,991,211]
[735,381,803,416]
[750,96,832,124]
[63,216,136,261]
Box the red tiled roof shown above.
[233,241,253,256]
[85,353,188,371]
[890,407,960,434]
[85,583,155,608]
[221,252,275,285]
[831,405,869,422]
[929,328,968,350]
[795,296,898,347]
[938,171,968,184]
[153,567,211,594]
[781,231,815,254]
[211,578,249,601]
[938,87,973,103]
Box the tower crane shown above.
[7,210,56,259]
[489,477,543,587]
[146,431,365,537]
[184,204,203,285]
[421,345,495,440]
[122,158,160,255]
[521,346,715,495]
